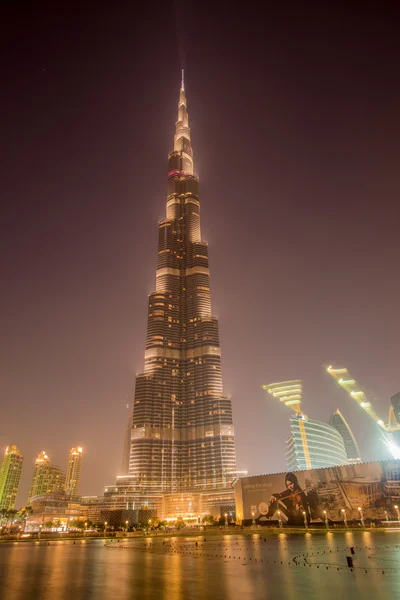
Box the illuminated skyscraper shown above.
[28,451,65,502]
[128,73,237,494]
[0,445,23,510]
[329,409,361,463]
[65,447,83,499]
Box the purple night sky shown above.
[2,3,399,504]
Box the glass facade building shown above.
[0,445,23,510]
[390,392,400,424]
[286,414,348,471]
[65,447,83,499]
[28,451,65,503]
[329,409,361,463]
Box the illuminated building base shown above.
[100,476,236,522]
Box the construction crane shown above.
[262,380,315,469]
[326,365,400,459]
[262,380,303,414]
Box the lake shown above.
[1,531,399,599]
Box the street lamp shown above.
[302,511,308,530]
[323,510,329,530]
[277,510,283,529]
[125,520,129,533]
[358,507,365,528]
[104,521,107,535]
[395,505,400,522]
[148,519,152,530]
[251,511,255,527]
[341,509,348,529]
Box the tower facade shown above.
[0,445,23,510]
[286,414,348,471]
[128,75,236,494]
[390,392,400,424]
[264,380,350,471]
[28,450,65,503]
[329,409,361,463]
[65,447,83,499]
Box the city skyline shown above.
[2,3,399,505]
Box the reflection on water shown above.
[1,533,400,600]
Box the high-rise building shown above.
[264,380,350,471]
[65,447,83,499]
[28,451,65,503]
[28,450,50,501]
[0,445,23,510]
[390,392,400,425]
[286,414,348,471]
[128,73,237,495]
[329,409,361,463]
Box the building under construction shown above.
[263,380,360,471]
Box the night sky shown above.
[2,3,399,505]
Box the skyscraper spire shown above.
[173,73,193,174]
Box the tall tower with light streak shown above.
[329,409,361,463]
[128,74,237,494]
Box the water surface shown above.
[1,531,399,599]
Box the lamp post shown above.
[125,520,129,534]
[302,511,308,530]
[341,509,348,529]
[323,510,329,530]
[252,511,255,527]
[395,505,400,522]
[104,521,107,536]
[148,519,152,531]
[357,507,365,528]
[84,522,87,536]
[277,510,283,529]
[224,513,228,528]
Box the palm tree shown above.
[0,508,8,528]
[6,509,18,529]
[18,506,33,532]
